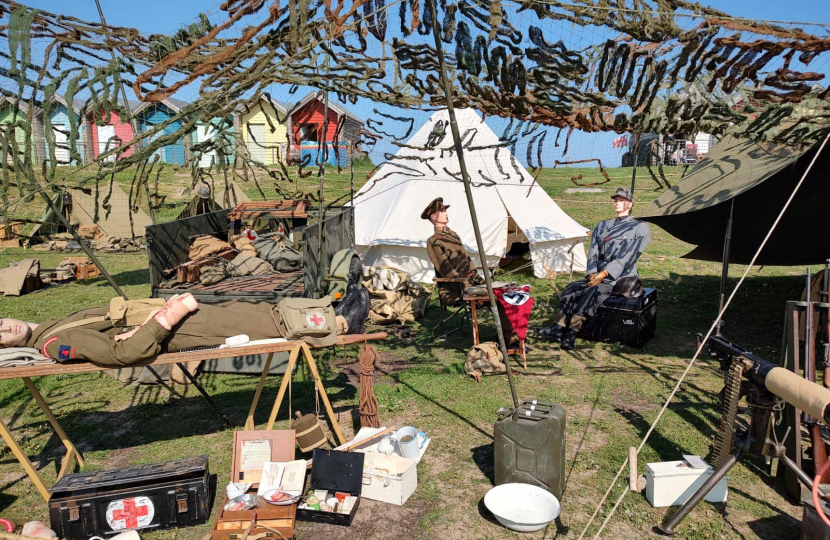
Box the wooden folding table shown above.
[0,332,386,501]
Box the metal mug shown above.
[395,426,427,460]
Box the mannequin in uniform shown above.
[538,187,651,350]
[423,197,518,345]
[1,293,365,367]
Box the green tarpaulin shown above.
[637,135,829,266]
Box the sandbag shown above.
[464,342,506,379]
[274,297,338,347]
[363,269,430,324]
[254,232,302,272]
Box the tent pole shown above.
[629,136,640,194]
[716,199,735,337]
[429,0,518,408]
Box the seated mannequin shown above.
[0,292,368,367]
[423,197,519,346]
[538,187,651,350]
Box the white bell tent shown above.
[352,108,589,283]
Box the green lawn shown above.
[0,163,814,539]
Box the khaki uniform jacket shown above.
[27,302,284,367]
[426,226,484,306]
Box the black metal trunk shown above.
[48,455,211,539]
[580,288,658,347]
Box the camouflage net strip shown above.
[0,0,827,221]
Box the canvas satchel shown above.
[108,297,167,326]
[188,235,231,260]
[464,342,506,378]
[254,232,302,272]
[274,297,338,347]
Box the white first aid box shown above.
[646,460,728,507]
[360,453,418,506]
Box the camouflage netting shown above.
[0,0,828,222]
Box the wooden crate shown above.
[0,222,18,240]
[61,257,100,280]
[210,496,296,540]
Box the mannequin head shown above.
[613,196,633,217]
[430,208,449,227]
[0,318,35,348]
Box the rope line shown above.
[578,131,830,540]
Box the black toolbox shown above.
[580,288,658,347]
[48,455,210,539]
[297,449,364,526]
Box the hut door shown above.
[53,127,69,163]
[247,124,267,163]
[196,125,216,168]
[97,124,116,162]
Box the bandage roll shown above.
[766,367,830,424]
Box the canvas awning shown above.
[638,134,829,265]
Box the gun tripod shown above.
[657,426,815,535]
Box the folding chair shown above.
[430,276,471,339]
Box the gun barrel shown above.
[766,367,830,425]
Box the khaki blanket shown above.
[363,268,430,324]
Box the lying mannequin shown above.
[0,292,368,367]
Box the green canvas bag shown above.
[274,297,338,347]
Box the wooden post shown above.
[0,418,50,501]
[22,378,85,475]
[244,352,275,431]
[629,447,638,492]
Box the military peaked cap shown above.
[612,187,634,202]
[421,197,450,220]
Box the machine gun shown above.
[658,334,830,535]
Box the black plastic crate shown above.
[579,288,658,347]
[297,449,364,526]
[48,455,210,539]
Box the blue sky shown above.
[17,0,830,167]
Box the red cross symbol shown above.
[111,498,149,529]
[309,313,324,327]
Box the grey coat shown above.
[586,216,651,283]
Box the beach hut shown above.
[34,95,86,166]
[286,91,363,166]
[192,116,236,168]
[85,99,137,163]
[133,98,190,166]
[235,97,289,165]
[0,96,33,162]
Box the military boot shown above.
[560,328,578,350]
[537,324,565,343]
[335,281,359,316]
[344,286,371,334]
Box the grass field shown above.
[0,162,817,539]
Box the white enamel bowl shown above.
[483,483,561,532]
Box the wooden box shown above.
[0,222,18,240]
[231,430,295,484]
[62,257,100,280]
[211,495,296,540]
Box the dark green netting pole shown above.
[428,0,518,408]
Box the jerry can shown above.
[494,399,566,498]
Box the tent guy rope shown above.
[577,131,830,540]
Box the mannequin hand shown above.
[587,270,608,287]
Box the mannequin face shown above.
[0,318,33,347]
[613,196,633,217]
[430,208,449,227]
